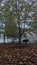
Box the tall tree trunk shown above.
[12,38,14,43]
[19,27,21,44]
[3,33,5,43]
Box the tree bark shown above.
[3,33,5,43]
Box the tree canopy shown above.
[0,0,37,43]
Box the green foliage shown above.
[0,0,37,41]
[5,21,18,38]
[2,0,18,38]
[4,10,18,38]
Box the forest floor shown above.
[0,43,37,65]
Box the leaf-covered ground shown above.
[0,43,37,65]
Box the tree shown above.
[0,0,17,43]
[4,17,18,42]
[0,0,37,43]
[3,0,19,42]
[15,0,37,43]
